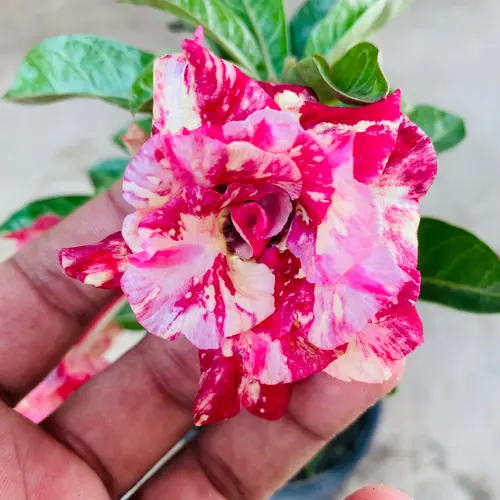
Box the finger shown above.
[345,485,412,500]
[0,183,130,405]
[42,335,199,498]
[134,362,405,500]
[0,400,110,500]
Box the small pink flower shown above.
[60,27,437,425]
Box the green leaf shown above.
[408,105,466,154]
[3,35,154,108]
[131,60,154,113]
[113,117,152,153]
[114,303,145,330]
[290,0,339,58]
[418,218,500,313]
[284,56,340,103]
[222,0,289,78]
[327,42,388,104]
[89,158,129,193]
[0,196,90,234]
[284,43,388,105]
[119,0,266,78]
[304,0,413,64]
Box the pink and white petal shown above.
[223,109,301,154]
[153,53,202,135]
[325,275,423,383]
[5,214,61,249]
[308,244,407,350]
[122,189,275,349]
[222,141,302,199]
[259,81,318,117]
[182,39,279,126]
[243,380,292,421]
[301,91,402,184]
[122,129,227,210]
[238,332,337,385]
[372,116,437,268]
[60,232,130,289]
[122,210,148,253]
[288,168,380,286]
[230,189,292,258]
[194,350,242,426]
[324,336,394,383]
[379,200,420,269]
[374,115,438,201]
[292,133,353,223]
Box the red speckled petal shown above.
[59,232,131,289]
[373,116,438,269]
[301,91,402,184]
[325,272,423,382]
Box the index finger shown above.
[0,184,130,405]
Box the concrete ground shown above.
[1,1,499,498]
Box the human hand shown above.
[0,185,404,499]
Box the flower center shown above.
[222,188,293,259]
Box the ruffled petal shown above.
[243,380,291,421]
[375,115,438,201]
[194,349,292,425]
[222,141,302,200]
[230,249,337,384]
[59,232,130,289]
[153,30,278,135]
[123,128,227,209]
[325,272,423,382]
[259,81,318,117]
[301,91,402,184]
[194,350,241,426]
[153,53,202,135]
[308,243,408,350]
[292,133,353,223]
[121,186,275,349]
[229,187,292,259]
[287,163,380,286]
[373,116,438,269]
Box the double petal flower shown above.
[60,27,437,424]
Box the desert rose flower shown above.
[60,27,437,425]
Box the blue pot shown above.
[272,403,382,500]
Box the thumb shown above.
[345,485,412,500]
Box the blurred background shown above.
[1,0,499,498]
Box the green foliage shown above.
[418,218,500,313]
[89,158,130,192]
[131,60,154,113]
[4,36,154,108]
[304,0,413,64]
[409,105,466,153]
[0,196,90,234]
[112,118,153,153]
[285,42,388,105]
[114,303,144,330]
[223,0,289,78]
[290,0,339,58]
[119,0,266,78]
